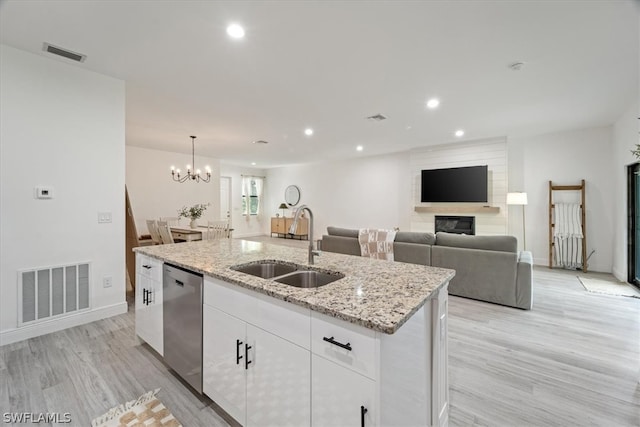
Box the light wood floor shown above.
[1,236,638,426]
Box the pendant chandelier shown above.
[170,136,211,183]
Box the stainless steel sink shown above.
[273,270,344,288]
[231,261,298,279]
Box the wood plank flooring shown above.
[1,237,638,426]
[448,267,639,427]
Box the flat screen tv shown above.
[420,165,488,203]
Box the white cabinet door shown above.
[135,274,152,345]
[146,276,163,355]
[312,354,376,427]
[203,305,247,426]
[246,324,310,427]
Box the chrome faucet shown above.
[289,205,320,265]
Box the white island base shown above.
[202,277,449,427]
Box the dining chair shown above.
[146,219,163,245]
[157,220,175,244]
[205,220,230,240]
[160,216,180,226]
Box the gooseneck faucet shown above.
[289,205,320,265]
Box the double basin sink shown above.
[230,260,344,288]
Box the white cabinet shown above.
[135,253,163,355]
[312,354,376,427]
[203,305,247,424]
[203,276,450,427]
[203,279,311,427]
[246,324,310,427]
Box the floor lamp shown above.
[507,192,528,251]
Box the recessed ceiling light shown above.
[251,162,256,166]
[226,23,245,39]
[455,129,465,137]
[426,98,440,109]
[304,128,314,136]
[356,145,364,152]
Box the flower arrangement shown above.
[178,203,209,221]
[632,144,640,159]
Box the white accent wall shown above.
[265,152,412,240]
[126,145,221,234]
[0,45,126,344]
[612,102,639,281]
[509,126,615,273]
[410,138,508,238]
[219,163,268,238]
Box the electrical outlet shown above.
[103,276,112,288]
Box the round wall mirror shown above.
[284,185,301,206]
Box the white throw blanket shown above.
[358,229,397,261]
[553,203,583,269]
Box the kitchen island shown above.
[134,239,454,427]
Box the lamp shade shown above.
[278,203,288,210]
[506,192,528,205]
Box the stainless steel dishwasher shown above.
[163,263,203,393]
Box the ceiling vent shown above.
[367,114,387,121]
[253,140,269,144]
[42,43,86,63]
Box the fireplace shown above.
[435,216,475,235]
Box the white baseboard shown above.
[0,301,127,346]
[233,232,268,238]
[612,266,626,282]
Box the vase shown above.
[190,219,197,229]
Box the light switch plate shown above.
[103,276,112,288]
[98,212,112,223]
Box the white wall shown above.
[509,126,615,272]
[612,102,639,281]
[410,138,509,238]
[265,152,412,240]
[0,45,126,343]
[219,163,268,238]
[126,146,221,233]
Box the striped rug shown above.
[91,389,182,427]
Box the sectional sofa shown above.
[319,227,533,310]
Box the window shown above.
[242,176,263,216]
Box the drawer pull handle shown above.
[236,339,243,365]
[361,406,368,427]
[323,336,352,351]
[245,343,252,369]
[142,264,152,269]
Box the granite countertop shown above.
[134,239,455,334]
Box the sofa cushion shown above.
[435,232,517,253]
[327,226,359,238]
[395,231,436,245]
[319,235,361,256]
[394,242,431,265]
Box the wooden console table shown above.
[271,217,308,240]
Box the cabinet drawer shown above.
[311,311,377,380]
[204,277,310,349]
[136,254,162,282]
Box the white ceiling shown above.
[1,0,637,168]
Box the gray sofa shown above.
[319,227,533,310]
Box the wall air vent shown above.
[42,43,86,63]
[367,114,387,121]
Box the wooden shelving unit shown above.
[414,206,500,214]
